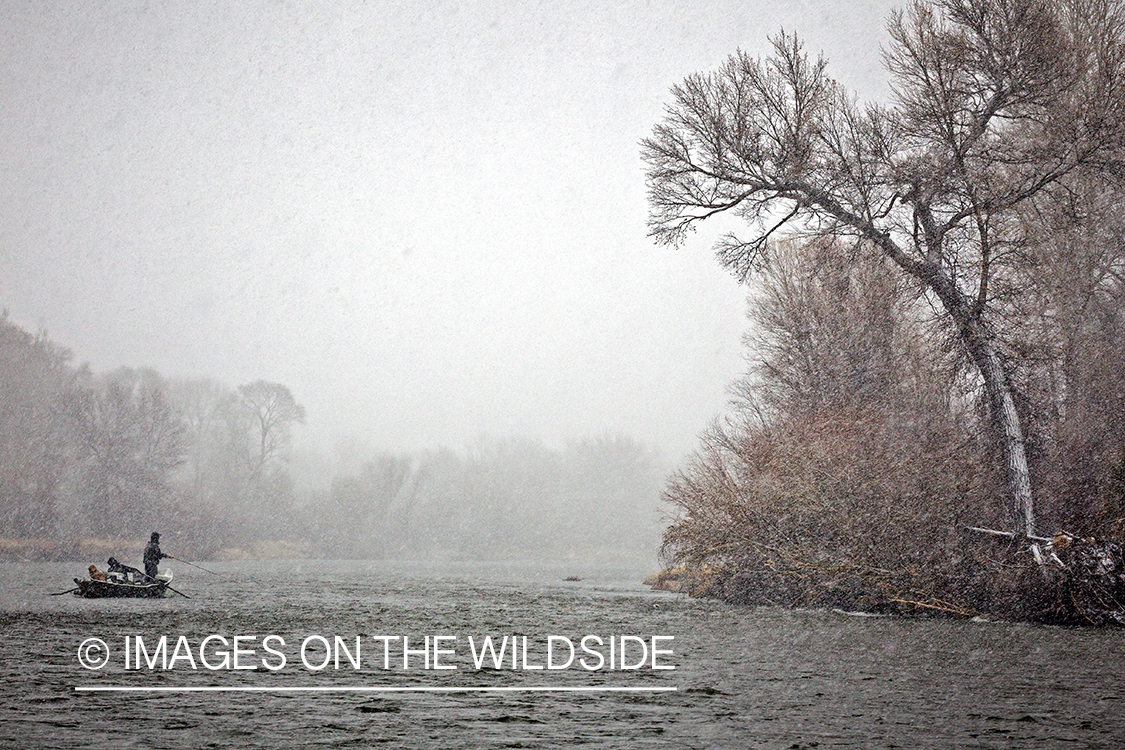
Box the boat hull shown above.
[73,578,171,598]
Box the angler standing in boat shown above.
[143,532,168,581]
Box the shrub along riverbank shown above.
[649,532,1125,626]
[646,238,1124,626]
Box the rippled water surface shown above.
[1,559,1123,748]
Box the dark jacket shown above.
[143,541,166,576]
[108,558,143,579]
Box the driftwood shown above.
[889,597,979,618]
[968,526,1125,625]
[966,526,1051,543]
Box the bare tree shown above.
[167,377,231,497]
[1006,176,1125,532]
[735,237,951,419]
[66,368,186,536]
[642,0,1125,539]
[236,380,306,479]
[0,312,75,536]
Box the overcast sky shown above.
[1,0,898,459]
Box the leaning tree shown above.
[642,0,1125,541]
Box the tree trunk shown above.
[969,328,1037,539]
[896,257,1038,540]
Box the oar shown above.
[50,587,79,596]
[165,555,218,575]
[165,584,191,599]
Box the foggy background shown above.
[0,0,897,562]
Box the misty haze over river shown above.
[2,560,1124,749]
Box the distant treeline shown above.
[304,435,664,562]
[0,311,665,562]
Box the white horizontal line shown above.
[75,686,678,693]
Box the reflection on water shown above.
[1,560,1123,749]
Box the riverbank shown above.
[645,534,1125,626]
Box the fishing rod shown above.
[49,586,79,596]
[165,555,219,575]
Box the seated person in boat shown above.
[107,556,143,583]
[143,532,167,581]
[88,564,106,581]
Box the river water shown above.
[0,559,1122,749]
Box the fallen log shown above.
[966,526,1052,543]
[889,598,978,618]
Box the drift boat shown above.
[72,570,174,599]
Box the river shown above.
[0,559,1122,748]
